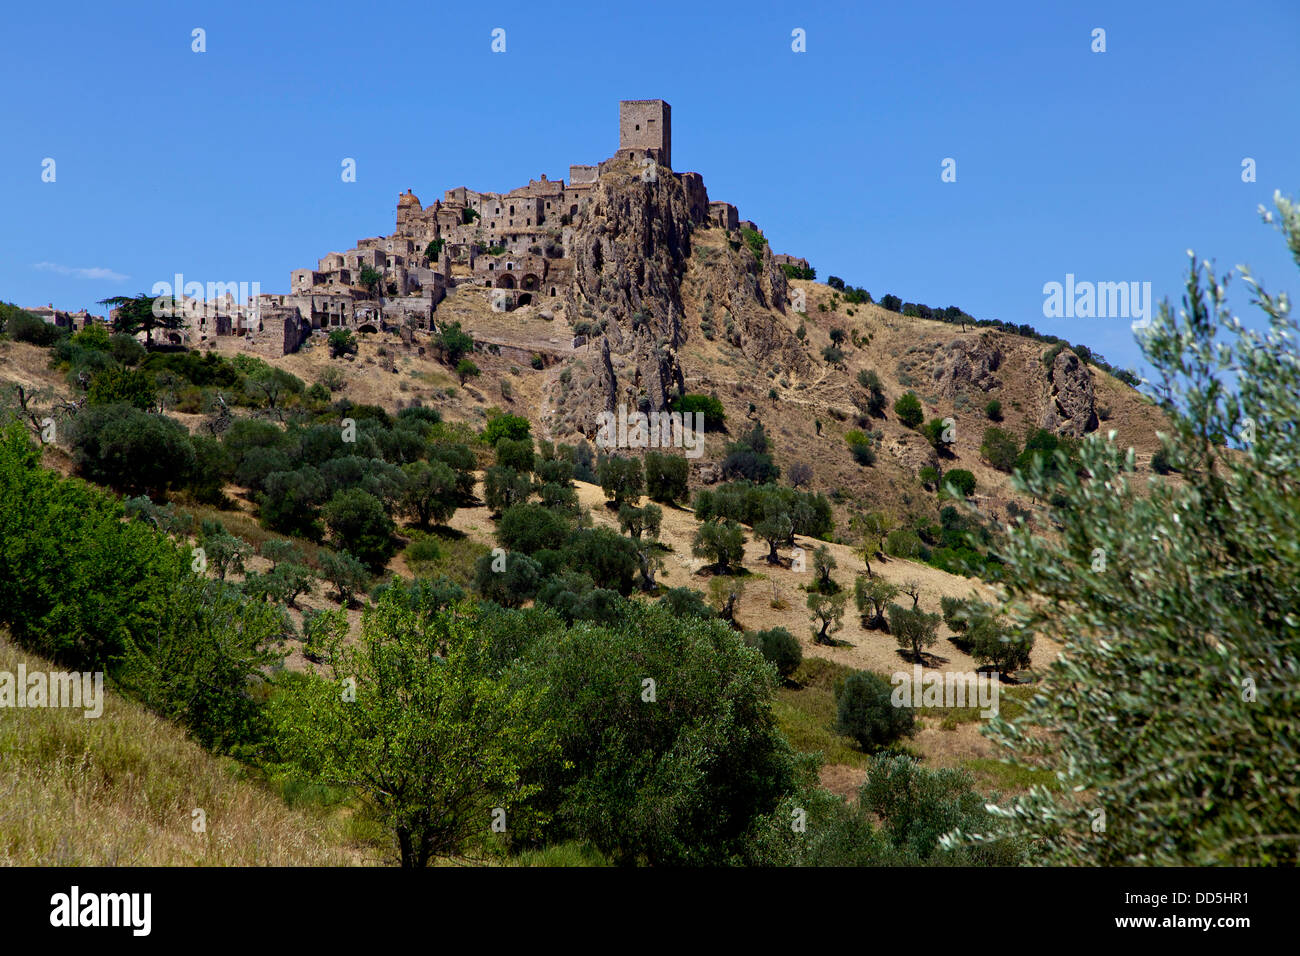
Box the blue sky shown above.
[3,0,1297,376]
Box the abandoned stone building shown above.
[23,304,106,331]
[129,99,800,355]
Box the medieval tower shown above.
[618,99,671,170]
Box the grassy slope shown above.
[0,632,365,866]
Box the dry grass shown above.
[0,633,366,866]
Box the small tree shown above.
[692,518,746,572]
[708,576,746,624]
[754,509,793,564]
[270,592,553,867]
[456,358,480,385]
[812,544,838,592]
[835,671,915,751]
[888,603,940,663]
[438,321,474,365]
[746,626,802,679]
[482,465,532,515]
[199,524,252,582]
[328,328,358,358]
[472,551,542,608]
[858,369,888,418]
[808,591,846,646]
[854,575,898,631]
[322,488,395,572]
[597,455,644,507]
[643,451,689,503]
[617,502,662,541]
[318,549,369,606]
[984,399,1003,421]
[964,602,1033,678]
[894,391,924,428]
[401,459,459,528]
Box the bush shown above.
[472,550,541,608]
[980,427,1019,472]
[86,366,157,409]
[321,488,394,572]
[787,461,813,487]
[438,321,474,364]
[6,308,64,345]
[940,596,968,633]
[482,412,531,446]
[109,332,147,366]
[984,399,1003,421]
[721,423,779,484]
[69,403,195,497]
[497,503,569,555]
[845,430,875,466]
[1151,446,1174,474]
[894,392,924,428]
[884,528,922,559]
[508,601,797,865]
[745,626,802,679]
[562,527,640,596]
[835,672,915,750]
[456,358,480,384]
[657,587,715,620]
[327,328,357,358]
[943,468,976,497]
[670,393,726,430]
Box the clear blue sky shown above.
[3,0,1297,376]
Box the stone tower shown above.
[618,99,671,170]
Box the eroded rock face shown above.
[689,239,812,379]
[1040,348,1099,437]
[929,332,1003,399]
[550,160,804,438]
[558,162,696,433]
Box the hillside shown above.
[0,632,364,866]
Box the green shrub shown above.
[893,391,924,428]
[980,427,1019,472]
[745,627,802,679]
[943,468,976,497]
[68,403,195,497]
[835,671,915,750]
[670,393,726,430]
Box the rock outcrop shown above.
[554,161,696,433]
[1040,347,1099,437]
[928,332,1003,399]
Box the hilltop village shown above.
[31,101,807,355]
